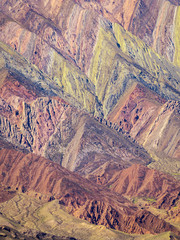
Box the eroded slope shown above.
[1,148,179,235]
[0,70,151,177]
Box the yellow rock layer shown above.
[174,6,180,66]
[0,193,178,240]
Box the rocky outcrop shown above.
[0,148,179,235]
[1,0,180,66]
[105,164,180,208]
[143,101,180,160]
[0,9,180,168]
[1,2,180,107]
[97,0,178,63]
[94,163,180,226]
[108,83,180,175]
[108,83,166,138]
[0,71,151,176]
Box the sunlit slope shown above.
[107,83,180,177]
[1,194,179,240]
[1,148,178,234]
[1,3,180,119]
[0,70,151,175]
[89,21,180,117]
[2,0,180,66]
[0,39,97,115]
[0,7,180,175]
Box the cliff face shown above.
[0,70,151,177]
[108,83,180,174]
[0,0,180,238]
[97,0,179,64]
[1,0,179,66]
[1,1,180,106]
[0,0,180,169]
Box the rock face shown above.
[1,1,180,105]
[0,148,179,235]
[1,0,180,66]
[98,0,179,64]
[105,164,180,209]
[0,1,180,170]
[0,70,151,177]
[0,0,180,237]
[91,163,180,228]
[108,83,180,174]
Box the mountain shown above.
[0,148,179,236]
[0,0,180,239]
[0,0,180,171]
[0,64,151,176]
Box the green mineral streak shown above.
[88,26,117,94]
[174,6,180,67]
[0,40,96,114]
[113,23,162,79]
[52,50,96,113]
[89,21,180,117]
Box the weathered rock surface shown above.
[108,83,180,176]
[96,0,179,64]
[1,2,180,108]
[1,0,180,67]
[0,148,179,235]
[0,5,180,170]
[92,163,180,228]
[0,71,152,177]
[105,164,180,209]
[0,0,180,236]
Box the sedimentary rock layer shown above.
[105,164,180,209]
[108,83,180,165]
[0,70,151,177]
[1,0,180,67]
[0,148,179,235]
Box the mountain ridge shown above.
[0,0,180,238]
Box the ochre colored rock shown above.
[0,72,151,176]
[94,163,180,225]
[106,164,180,206]
[0,148,179,235]
[0,1,180,236]
[108,83,180,175]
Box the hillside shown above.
[0,148,179,236]
[0,0,180,172]
[0,0,179,238]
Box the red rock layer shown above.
[0,148,179,235]
[108,83,166,136]
[0,73,151,176]
[108,83,180,161]
[94,163,180,225]
[75,0,178,62]
[106,164,180,208]
[0,0,178,75]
